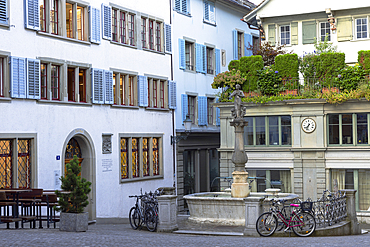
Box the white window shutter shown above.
[101,4,112,40]
[181,94,188,122]
[179,39,185,70]
[168,80,177,109]
[174,0,181,12]
[138,75,148,107]
[25,0,39,30]
[232,30,238,60]
[10,57,26,98]
[0,0,8,25]
[204,0,209,21]
[89,6,101,44]
[104,70,113,104]
[164,24,172,53]
[198,96,207,126]
[182,0,188,14]
[196,43,202,73]
[209,1,215,24]
[26,58,40,99]
[91,68,104,104]
[215,48,221,75]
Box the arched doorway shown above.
[62,129,96,221]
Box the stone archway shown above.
[62,129,96,221]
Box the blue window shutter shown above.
[25,0,39,30]
[244,33,253,57]
[10,57,26,99]
[202,45,207,74]
[104,70,113,104]
[216,98,220,126]
[198,96,207,126]
[182,0,188,14]
[91,68,104,104]
[181,94,188,122]
[196,43,202,73]
[0,0,8,25]
[174,0,181,12]
[232,30,238,60]
[168,80,177,109]
[215,48,221,75]
[26,58,40,99]
[138,75,148,107]
[101,4,112,40]
[164,24,172,53]
[204,0,209,21]
[179,39,185,70]
[89,6,101,44]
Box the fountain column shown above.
[230,84,250,198]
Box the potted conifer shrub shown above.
[55,155,91,232]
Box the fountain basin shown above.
[184,192,299,226]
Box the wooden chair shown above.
[38,191,60,228]
[17,189,43,228]
[0,191,21,228]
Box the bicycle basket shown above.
[300,201,313,212]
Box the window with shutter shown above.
[198,96,207,126]
[204,1,209,21]
[337,17,353,42]
[179,39,186,70]
[174,0,181,12]
[355,18,368,39]
[206,47,214,74]
[0,0,8,25]
[280,24,290,45]
[25,0,40,30]
[10,57,26,99]
[26,59,41,99]
[232,30,238,60]
[268,24,276,46]
[101,4,112,40]
[165,24,172,53]
[209,1,215,24]
[291,22,298,45]
[181,94,188,122]
[168,80,176,109]
[104,70,113,104]
[91,68,104,104]
[244,33,253,57]
[196,44,202,73]
[302,21,316,44]
[89,6,101,44]
[320,22,331,41]
[174,0,189,15]
[204,1,215,24]
[215,49,220,75]
[138,75,148,107]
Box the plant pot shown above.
[60,212,88,232]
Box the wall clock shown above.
[301,118,316,133]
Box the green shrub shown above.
[335,65,365,91]
[228,60,240,71]
[275,54,299,78]
[239,55,264,92]
[316,52,345,79]
[257,65,283,95]
[358,50,370,73]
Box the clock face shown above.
[302,118,316,133]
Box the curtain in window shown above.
[280,170,291,193]
[331,169,345,192]
[359,170,370,211]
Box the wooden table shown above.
[0,189,32,228]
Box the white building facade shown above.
[172,0,258,212]
[0,0,175,222]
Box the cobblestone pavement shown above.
[1,220,370,247]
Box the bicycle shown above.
[129,191,158,232]
[256,199,316,237]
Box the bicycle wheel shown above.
[256,212,277,237]
[129,207,141,230]
[292,211,316,237]
[145,207,158,232]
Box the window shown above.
[185,41,194,70]
[148,78,167,109]
[111,8,135,46]
[37,1,90,42]
[207,98,214,125]
[356,18,368,39]
[120,11,126,44]
[0,138,35,189]
[112,9,118,42]
[206,47,214,74]
[237,31,243,59]
[141,18,146,48]
[141,17,163,52]
[128,13,135,46]
[67,67,75,101]
[156,22,161,52]
[244,116,292,146]
[149,20,154,50]
[40,63,47,99]
[328,113,369,145]
[0,57,3,97]
[247,169,291,193]
[280,25,290,45]
[188,95,196,123]
[203,0,215,25]
[78,69,86,102]
[128,75,135,106]
[174,0,189,15]
[120,135,162,181]
[51,65,59,100]
[320,22,331,41]
[232,30,251,60]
